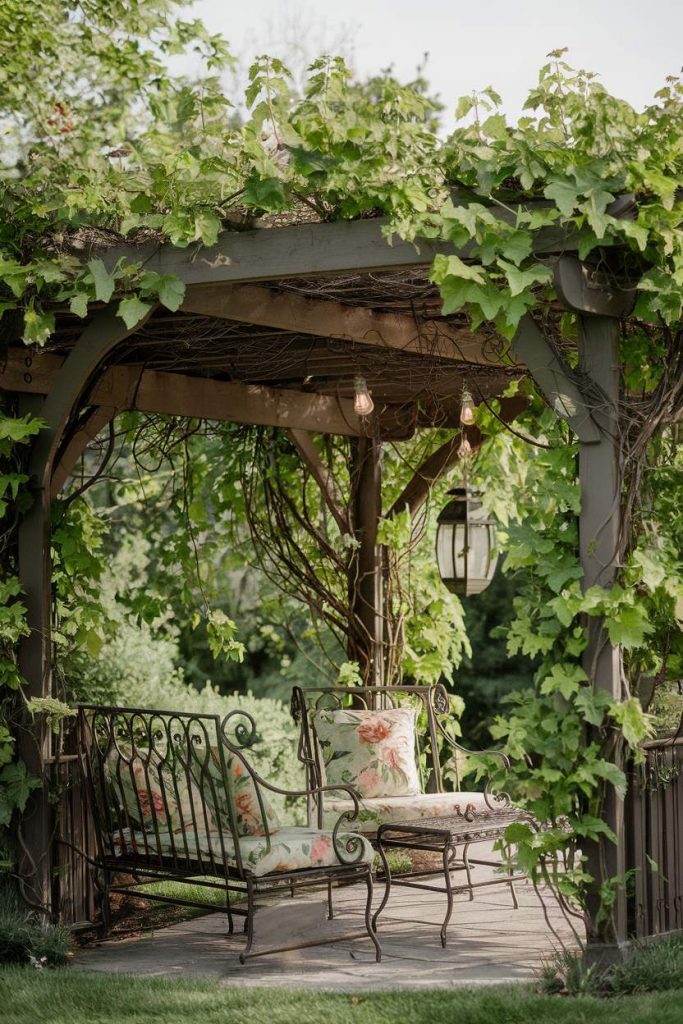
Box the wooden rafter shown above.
[286,429,349,534]
[388,395,528,518]
[89,365,372,437]
[51,405,119,498]
[0,352,388,439]
[181,283,506,367]
[389,433,468,519]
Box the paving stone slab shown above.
[74,856,579,990]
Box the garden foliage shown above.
[0,1,681,935]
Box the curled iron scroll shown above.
[221,709,258,749]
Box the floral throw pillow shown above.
[313,707,421,798]
[200,746,281,838]
[105,747,209,833]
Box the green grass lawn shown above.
[2,968,683,1024]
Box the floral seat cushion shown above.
[313,707,421,799]
[322,791,492,833]
[111,825,373,878]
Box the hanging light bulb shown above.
[354,376,374,417]
[457,435,472,459]
[460,386,476,426]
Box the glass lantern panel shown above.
[436,522,455,579]
[468,521,490,578]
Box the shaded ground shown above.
[72,850,580,990]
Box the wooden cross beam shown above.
[92,365,375,436]
[181,283,507,367]
[46,365,418,496]
[95,212,603,290]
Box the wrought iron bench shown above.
[291,683,513,835]
[77,705,381,962]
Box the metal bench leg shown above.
[100,869,112,936]
[462,842,474,901]
[507,850,519,910]
[239,878,255,964]
[371,842,391,933]
[225,879,234,934]
[364,869,382,962]
[441,842,455,947]
[327,878,334,920]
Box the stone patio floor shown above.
[74,848,581,990]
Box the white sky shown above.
[193,0,683,121]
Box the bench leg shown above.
[462,842,475,901]
[327,878,334,920]
[225,880,234,934]
[364,870,382,962]
[507,850,519,910]
[239,878,256,964]
[371,843,391,933]
[100,869,112,937]
[441,843,455,947]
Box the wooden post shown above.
[16,394,53,913]
[348,437,384,686]
[15,308,145,916]
[577,314,627,948]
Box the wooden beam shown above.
[17,307,147,913]
[181,283,505,367]
[99,219,448,286]
[348,436,384,686]
[389,395,528,518]
[511,315,601,443]
[389,433,469,519]
[0,349,64,394]
[96,212,606,290]
[87,365,375,438]
[51,405,119,498]
[1,352,409,437]
[2,347,522,439]
[286,429,349,534]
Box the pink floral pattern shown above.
[111,825,373,877]
[202,746,281,837]
[106,751,182,829]
[314,707,420,798]
[137,790,165,818]
[323,791,491,833]
[357,718,392,745]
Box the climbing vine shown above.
[0,3,681,931]
[0,409,42,834]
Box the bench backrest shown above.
[291,684,464,799]
[77,705,277,876]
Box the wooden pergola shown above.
[2,209,635,946]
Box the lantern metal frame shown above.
[435,486,498,596]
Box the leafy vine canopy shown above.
[0,1,682,933]
[0,2,681,343]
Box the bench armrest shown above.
[218,714,366,864]
[435,717,514,810]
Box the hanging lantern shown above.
[436,487,498,595]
